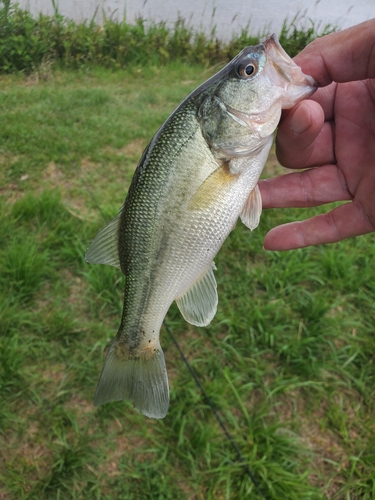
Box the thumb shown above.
[276,99,326,169]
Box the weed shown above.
[0,2,335,73]
[1,236,50,300]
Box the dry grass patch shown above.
[43,162,64,184]
[97,421,157,479]
[65,271,88,311]
[0,416,54,484]
[105,138,148,159]
[0,181,25,203]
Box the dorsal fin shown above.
[85,210,122,268]
[176,263,218,327]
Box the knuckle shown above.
[324,211,341,241]
[356,199,375,232]
[299,170,316,205]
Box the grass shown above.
[0,1,334,73]
[0,63,375,500]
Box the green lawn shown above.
[1,64,374,500]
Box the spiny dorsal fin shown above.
[176,262,218,327]
[85,210,122,268]
[240,184,262,231]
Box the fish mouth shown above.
[263,34,317,108]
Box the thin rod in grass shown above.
[82,178,267,499]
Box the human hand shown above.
[259,20,375,250]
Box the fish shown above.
[85,34,317,419]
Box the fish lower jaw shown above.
[280,82,317,109]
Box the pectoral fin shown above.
[240,184,262,231]
[85,210,122,268]
[176,263,218,327]
[189,164,237,211]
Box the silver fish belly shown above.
[85,34,317,418]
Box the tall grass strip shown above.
[0,1,335,73]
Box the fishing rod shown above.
[163,320,267,499]
[82,178,267,499]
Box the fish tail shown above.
[94,341,169,419]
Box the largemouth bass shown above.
[86,35,316,419]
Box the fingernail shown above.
[290,102,311,135]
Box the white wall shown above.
[16,0,375,40]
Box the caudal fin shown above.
[94,342,169,419]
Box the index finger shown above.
[294,19,375,86]
[263,200,374,250]
[259,164,352,209]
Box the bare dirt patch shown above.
[42,162,99,221]
[65,395,94,418]
[0,182,25,204]
[104,138,147,160]
[252,390,357,497]
[43,162,65,184]
[0,416,54,483]
[64,269,88,311]
[41,363,67,385]
[97,420,155,479]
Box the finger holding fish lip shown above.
[293,20,375,87]
[259,164,352,210]
[264,22,375,253]
[276,99,335,171]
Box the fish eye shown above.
[236,62,257,79]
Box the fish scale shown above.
[85,34,317,418]
[117,101,204,344]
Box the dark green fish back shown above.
[117,97,201,344]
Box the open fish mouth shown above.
[263,34,317,108]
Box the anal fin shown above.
[176,263,218,327]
